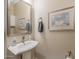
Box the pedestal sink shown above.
[8,40,39,55]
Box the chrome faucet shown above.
[22,36,25,45]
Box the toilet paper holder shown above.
[65,50,72,59]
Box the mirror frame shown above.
[7,0,33,36]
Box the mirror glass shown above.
[7,0,32,36]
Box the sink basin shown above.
[8,40,39,55]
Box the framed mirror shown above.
[7,0,32,36]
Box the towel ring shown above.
[38,17,43,22]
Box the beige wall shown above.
[34,0,75,59]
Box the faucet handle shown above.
[22,36,25,39]
[22,36,26,45]
[22,36,25,41]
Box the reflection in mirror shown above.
[7,0,32,36]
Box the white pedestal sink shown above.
[8,40,39,55]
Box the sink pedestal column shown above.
[22,51,31,59]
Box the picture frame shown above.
[48,6,74,31]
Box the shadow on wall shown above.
[35,52,46,59]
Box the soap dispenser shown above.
[65,50,72,59]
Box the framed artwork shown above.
[48,6,74,31]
